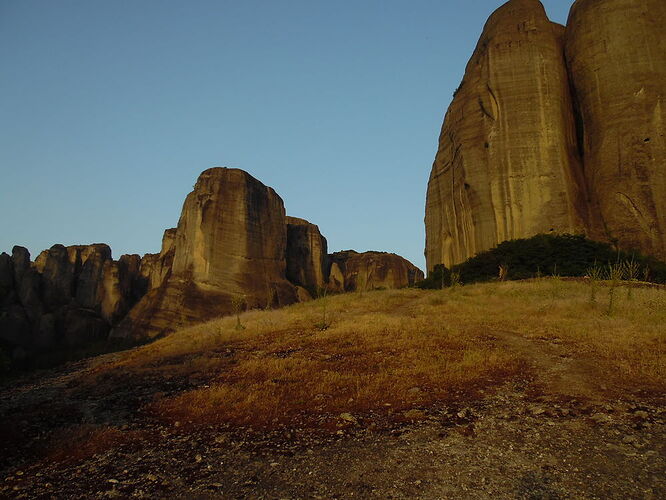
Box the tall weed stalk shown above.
[606,262,623,316]
[586,263,603,305]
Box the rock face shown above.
[565,0,666,260]
[425,0,587,270]
[114,168,299,339]
[139,228,176,292]
[0,244,145,359]
[328,251,424,292]
[286,217,328,296]
[425,0,666,270]
[171,168,295,305]
[3,168,425,356]
[100,254,143,324]
[0,253,12,302]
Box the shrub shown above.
[429,234,666,285]
[415,264,452,289]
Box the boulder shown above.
[329,251,424,292]
[425,0,589,270]
[286,216,328,296]
[565,0,666,260]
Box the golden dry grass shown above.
[100,280,665,429]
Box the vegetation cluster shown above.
[417,234,666,288]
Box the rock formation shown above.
[328,251,424,292]
[113,168,299,339]
[286,217,328,296]
[0,244,144,360]
[565,0,666,260]
[100,254,143,324]
[425,0,666,270]
[139,228,176,292]
[3,168,425,358]
[425,0,588,270]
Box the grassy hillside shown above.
[95,278,666,430]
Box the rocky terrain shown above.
[1,281,664,499]
[1,168,422,365]
[425,0,666,269]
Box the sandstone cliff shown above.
[3,168,425,355]
[328,251,424,292]
[565,0,666,260]
[0,244,144,358]
[286,217,328,296]
[138,228,176,292]
[425,0,666,270]
[425,0,587,270]
[113,168,299,339]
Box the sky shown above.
[0,0,575,271]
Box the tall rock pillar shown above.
[565,0,666,259]
[425,0,588,270]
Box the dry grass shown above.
[98,280,665,429]
[40,425,147,464]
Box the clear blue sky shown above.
[0,0,574,270]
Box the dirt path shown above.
[494,329,607,401]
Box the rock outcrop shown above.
[328,251,424,292]
[0,244,145,359]
[3,168,425,357]
[425,0,588,270]
[139,228,176,292]
[0,252,12,302]
[565,0,666,260]
[113,168,299,339]
[100,254,143,324]
[425,0,666,270]
[286,217,328,296]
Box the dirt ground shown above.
[1,325,664,499]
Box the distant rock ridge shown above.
[0,243,145,359]
[425,0,666,270]
[2,167,423,359]
[328,250,425,292]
